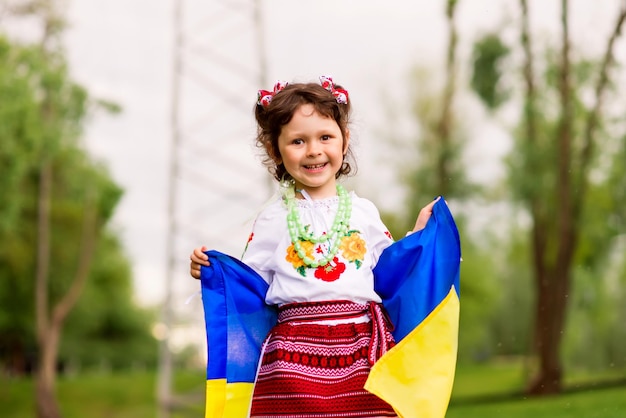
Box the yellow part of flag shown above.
[365,287,460,418]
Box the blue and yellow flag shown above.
[200,198,460,418]
[200,253,276,417]
[365,198,461,418]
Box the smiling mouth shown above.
[304,163,327,170]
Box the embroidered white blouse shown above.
[241,191,394,306]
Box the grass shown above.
[447,386,626,418]
[1,363,624,417]
[448,361,626,418]
[1,369,205,418]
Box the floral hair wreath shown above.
[256,75,349,108]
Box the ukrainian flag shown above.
[365,198,461,418]
[200,198,460,418]
[200,252,276,417]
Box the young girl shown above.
[190,76,440,417]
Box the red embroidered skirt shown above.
[249,300,397,418]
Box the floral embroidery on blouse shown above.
[314,257,346,282]
[242,232,255,255]
[285,228,366,280]
[285,240,315,277]
[340,230,367,269]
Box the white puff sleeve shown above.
[240,199,287,284]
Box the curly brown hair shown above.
[254,82,355,181]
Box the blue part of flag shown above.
[200,251,277,383]
[374,198,461,342]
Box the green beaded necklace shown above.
[284,184,352,268]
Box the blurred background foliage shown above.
[0,34,157,376]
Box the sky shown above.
[54,0,625,349]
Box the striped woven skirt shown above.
[249,300,397,418]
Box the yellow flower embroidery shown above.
[285,240,315,269]
[340,232,366,268]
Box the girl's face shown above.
[276,104,349,199]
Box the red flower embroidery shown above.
[384,231,393,240]
[243,232,255,254]
[314,257,346,282]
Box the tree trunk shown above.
[34,157,99,417]
[35,158,60,418]
[528,263,572,395]
[527,0,573,395]
[36,327,61,418]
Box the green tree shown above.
[470,0,626,394]
[0,5,154,418]
[0,33,43,375]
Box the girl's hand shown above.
[189,246,210,280]
[412,196,441,233]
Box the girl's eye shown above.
[292,139,304,145]
[321,135,330,141]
